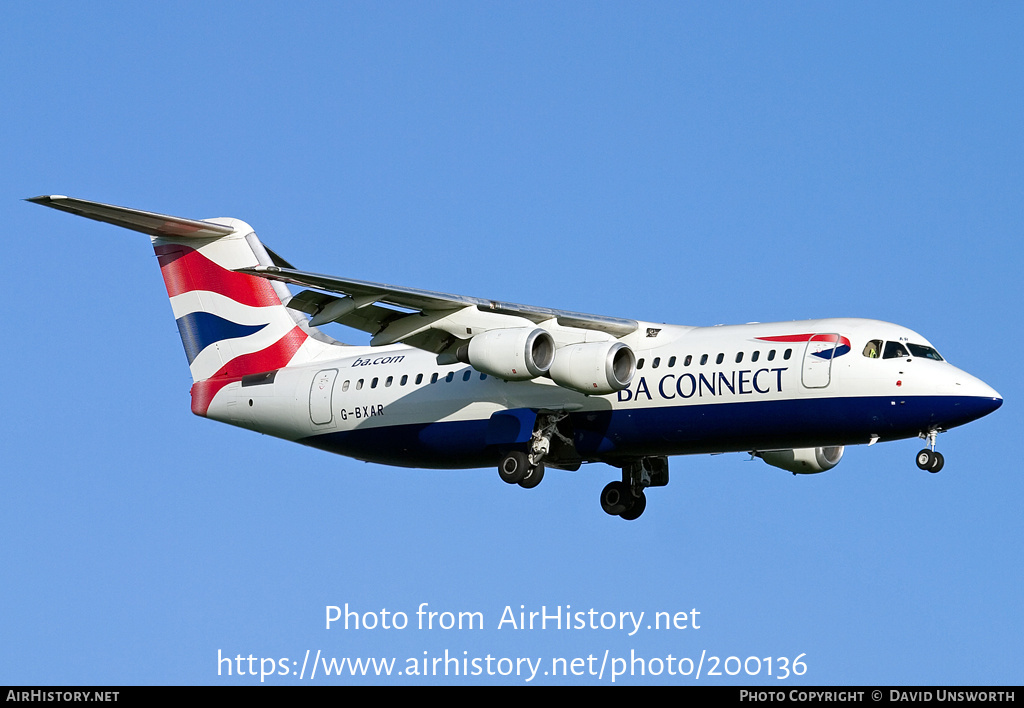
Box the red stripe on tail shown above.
[189,326,308,416]
[154,244,281,308]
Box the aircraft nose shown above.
[981,388,1003,415]
[929,362,1002,426]
[958,373,1002,419]
[971,376,1001,404]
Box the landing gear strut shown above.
[916,429,944,473]
[601,456,669,521]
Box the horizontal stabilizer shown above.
[27,195,235,239]
[28,194,337,388]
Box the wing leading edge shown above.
[238,264,639,352]
[29,194,638,354]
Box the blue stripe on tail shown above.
[175,312,268,364]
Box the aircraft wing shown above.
[28,193,638,352]
[238,264,639,350]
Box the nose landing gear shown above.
[916,429,945,473]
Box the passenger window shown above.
[863,340,882,359]
[637,358,645,370]
[700,354,708,365]
[371,377,378,389]
[342,380,350,392]
[784,349,792,360]
[356,379,364,390]
[652,357,660,369]
[684,355,692,366]
[385,376,393,387]
[751,351,760,362]
[735,352,743,363]
[716,353,724,365]
[767,350,776,361]
[463,370,471,381]
[480,373,487,380]
[883,341,909,359]
[446,371,454,383]
[430,373,438,384]
[400,375,408,386]
[668,356,677,367]
[416,374,423,385]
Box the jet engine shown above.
[457,327,555,380]
[756,446,844,474]
[548,341,636,395]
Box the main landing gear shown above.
[916,429,944,473]
[600,457,669,521]
[495,413,670,520]
[498,450,545,489]
[496,413,571,489]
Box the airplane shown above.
[29,195,1003,520]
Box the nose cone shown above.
[965,373,1001,406]
[948,369,1002,424]
[974,389,1003,417]
[981,387,1003,415]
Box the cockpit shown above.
[862,339,943,361]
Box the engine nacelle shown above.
[458,328,555,380]
[757,446,844,474]
[548,341,636,395]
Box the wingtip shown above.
[26,195,67,204]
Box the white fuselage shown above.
[205,317,1001,469]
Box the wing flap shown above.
[286,289,409,335]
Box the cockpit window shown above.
[883,341,909,359]
[862,340,882,358]
[907,343,943,361]
[866,339,942,361]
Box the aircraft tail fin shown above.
[29,196,332,414]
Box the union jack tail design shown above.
[152,223,309,380]
[152,221,328,415]
[27,196,332,416]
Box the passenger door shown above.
[309,369,338,426]
[801,334,839,389]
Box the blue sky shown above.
[2,2,1021,685]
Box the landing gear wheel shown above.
[916,449,945,472]
[600,481,629,516]
[499,451,529,484]
[518,462,545,489]
[916,449,934,471]
[619,490,647,521]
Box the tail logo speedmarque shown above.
[153,241,310,416]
